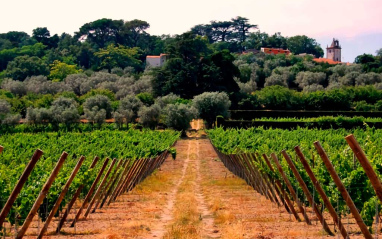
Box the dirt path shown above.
[195,138,220,238]
[16,126,362,238]
[145,141,191,238]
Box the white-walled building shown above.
[146,54,168,67]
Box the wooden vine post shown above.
[262,154,300,221]
[294,146,349,239]
[125,158,149,192]
[100,159,130,208]
[84,158,117,218]
[244,154,276,203]
[71,157,110,227]
[281,150,333,235]
[345,134,382,203]
[119,159,141,195]
[130,158,150,189]
[37,155,86,239]
[121,158,146,195]
[248,153,282,207]
[56,185,83,233]
[107,159,133,205]
[146,155,162,177]
[235,155,261,195]
[56,156,99,233]
[314,141,372,239]
[115,159,140,198]
[0,149,43,227]
[16,151,68,239]
[241,154,274,202]
[229,155,243,178]
[92,159,124,212]
[270,153,312,225]
[252,153,287,209]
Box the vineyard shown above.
[0,129,179,238]
[2,124,382,238]
[208,127,382,238]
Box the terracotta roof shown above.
[146,54,168,59]
[313,58,351,65]
[313,58,340,64]
[261,48,291,55]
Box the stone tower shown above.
[326,38,341,62]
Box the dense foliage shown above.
[0,16,381,128]
[0,129,179,225]
[192,92,231,127]
[243,85,382,111]
[208,127,382,228]
[234,52,382,93]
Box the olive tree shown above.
[24,76,72,95]
[138,104,161,129]
[0,99,20,126]
[302,84,324,92]
[355,72,382,86]
[264,74,288,87]
[97,81,119,93]
[64,74,89,95]
[327,73,341,89]
[339,72,361,86]
[295,71,326,90]
[0,99,10,120]
[1,79,26,96]
[272,66,296,87]
[162,103,198,132]
[329,64,363,76]
[26,107,52,124]
[155,93,180,108]
[50,97,80,127]
[111,67,124,76]
[263,58,286,77]
[236,78,257,94]
[192,92,231,128]
[113,95,143,127]
[1,114,21,126]
[83,95,112,124]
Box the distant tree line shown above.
[0,16,382,130]
[234,52,382,94]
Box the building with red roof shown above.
[260,48,291,55]
[313,38,350,65]
[146,53,168,67]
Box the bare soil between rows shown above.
[8,120,365,238]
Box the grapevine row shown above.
[0,129,179,237]
[208,127,382,238]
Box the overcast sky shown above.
[1,0,381,62]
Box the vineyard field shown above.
[208,127,382,231]
[0,129,179,227]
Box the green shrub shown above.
[192,92,231,127]
[162,103,197,131]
